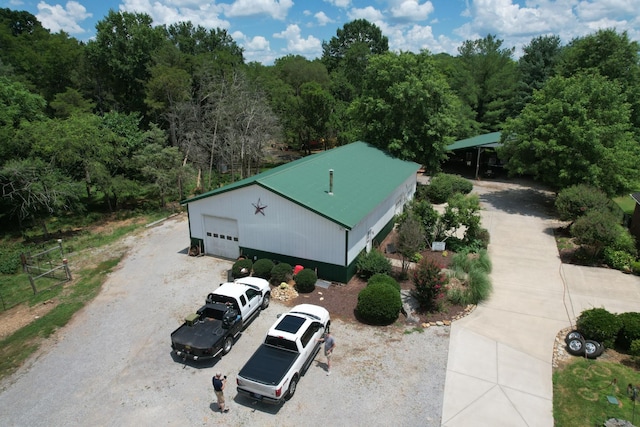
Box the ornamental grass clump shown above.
[411,258,448,312]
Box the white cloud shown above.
[347,6,385,23]
[223,0,294,20]
[273,24,322,57]
[120,0,229,30]
[324,0,351,8]
[315,11,334,26]
[454,0,640,58]
[36,1,91,34]
[390,1,434,22]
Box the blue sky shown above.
[5,0,640,64]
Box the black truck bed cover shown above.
[238,345,298,385]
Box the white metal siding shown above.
[346,175,416,264]
[188,186,346,265]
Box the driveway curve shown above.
[441,178,640,427]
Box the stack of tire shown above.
[565,330,605,359]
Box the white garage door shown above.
[203,216,240,259]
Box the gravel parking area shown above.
[0,215,449,427]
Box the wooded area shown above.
[1,9,640,233]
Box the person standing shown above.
[318,331,336,375]
[212,372,229,412]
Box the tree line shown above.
[1,8,639,233]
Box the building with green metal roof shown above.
[182,142,421,282]
[446,132,503,179]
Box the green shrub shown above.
[554,184,612,222]
[616,312,640,351]
[252,259,274,280]
[355,249,392,279]
[411,258,448,311]
[630,340,640,360]
[576,307,622,348]
[632,260,640,275]
[294,268,317,293]
[356,282,402,325]
[232,258,253,278]
[270,262,292,284]
[426,174,473,204]
[603,248,635,272]
[451,252,473,272]
[368,273,401,291]
[0,242,24,275]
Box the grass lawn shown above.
[613,195,636,215]
[554,357,640,426]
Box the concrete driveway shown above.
[441,179,640,427]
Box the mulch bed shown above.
[280,229,469,326]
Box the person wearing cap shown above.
[212,372,228,412]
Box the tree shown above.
[500,71,640,196]
[395,216,425,278]
[440,193,482,244]
[454,35,518,131]
[299,82,334,153]
[571,209,623,259]
[557,29,640,127]
[0,77,46,161]
[514,35,562,113]
[86,11,165,116]
[349,51,459,172]
[0,158,83,234]
[321,19,388,74]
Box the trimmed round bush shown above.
[270,262,292,285]
[425,173,473,204]
[232,258,253,278]
[368,273,401,291]
[252,258,274,280]
[356,281,402,325]
[616,312,640,351]
[295,268,317,293]
[576,307,622,348]
[355,249,392,279]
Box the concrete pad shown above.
[502,386,554,427]
[497,343,551,398]
[561,264,640,317]
[460,306,568,362]
[482,286,568,322]
[442,386,529,427]
[441,370,496,423]
[446,326,497,382]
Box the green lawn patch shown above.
[613,195,636,216]
[553,357,640,426]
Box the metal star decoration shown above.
[252,198,268,215]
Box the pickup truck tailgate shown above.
[239,345,298,385]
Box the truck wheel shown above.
[261,293,270,310]
[285,375,299,400]
[222,336,234,355]
[584,340,602,359]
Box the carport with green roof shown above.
[182,142,420,282]
[446,131,502,179]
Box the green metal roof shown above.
[182,141,421,229]
[447,132,502,151]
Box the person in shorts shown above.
[212,372,228,412]
[317,331,336,375]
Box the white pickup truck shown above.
[171,277,271,361]
[236,304,330,404]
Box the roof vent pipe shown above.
[329,169,334,195]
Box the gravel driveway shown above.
[0,215,449,427]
